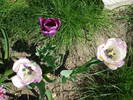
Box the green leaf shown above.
[4,69,13,76]
[60,70,73,78]
[1,29,9,60]
[60,76,67,84]
[43,75,55,83]
[0,75,5,83]
[0,61,3,65]
[36,81,46,100]
[45,89,53,100]
[27,82,36,89]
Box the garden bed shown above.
[0,0,133,100]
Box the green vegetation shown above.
[75,42,133,100]
[76,51,133,100]
[0,0,132,100]
[0,0,111,49]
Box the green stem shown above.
[72,57,102,75]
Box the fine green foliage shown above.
[76,45,133,100]
[42,0,110,48]
[0,0,43,41]
[1,1,132,100]
[0,0,111,49]
[127,6,133,30]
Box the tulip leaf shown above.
[0,75,5,83]
[60,76,67,83]
[4,69,13,76]
[43,74,56,83]
[36,80,46,100]
[60,70,74,84]
[45,89,53,100]
[0,61,3,65]
[1,29,9,60]
[60,70,73,78]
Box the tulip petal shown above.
[97,44,107,61]
[54,18,61,30]
[0,86,6,99]
[41,30,57,36]
[105,60,124,70]
[33,75,42,83]
[39,17,46,28]
[39,17,61,36]
[13,58,31,72]
[11,75,26,88]
[30,63,42,74]
[116,39,127,60]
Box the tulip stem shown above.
[90,68,110,75]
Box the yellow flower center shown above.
[105,48,116,58]
[23,67,32,75]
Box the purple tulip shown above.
[0,86,6,99]
[97,38,127,70]
[39,17,61,36]
[11,58,42,88]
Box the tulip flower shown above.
[0,86,6,99]
[97,38,127,70]
[11,58,42,88]
[39,17,61,36]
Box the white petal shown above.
[104,62,118,70]
[104,38,116,49]
[13,58,31,72]
[33,75,42,83]
[30,63,42,75]
[11,75,26,88]
[104,60,125,70]
[116,39,127,60]
[17,65,36,84]
[97,44,106,61]
[17,65,26,81]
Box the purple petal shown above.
[41,30,57,36]
[0,86,6,99]
[39,17,46,30]
[39,17,61,36]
